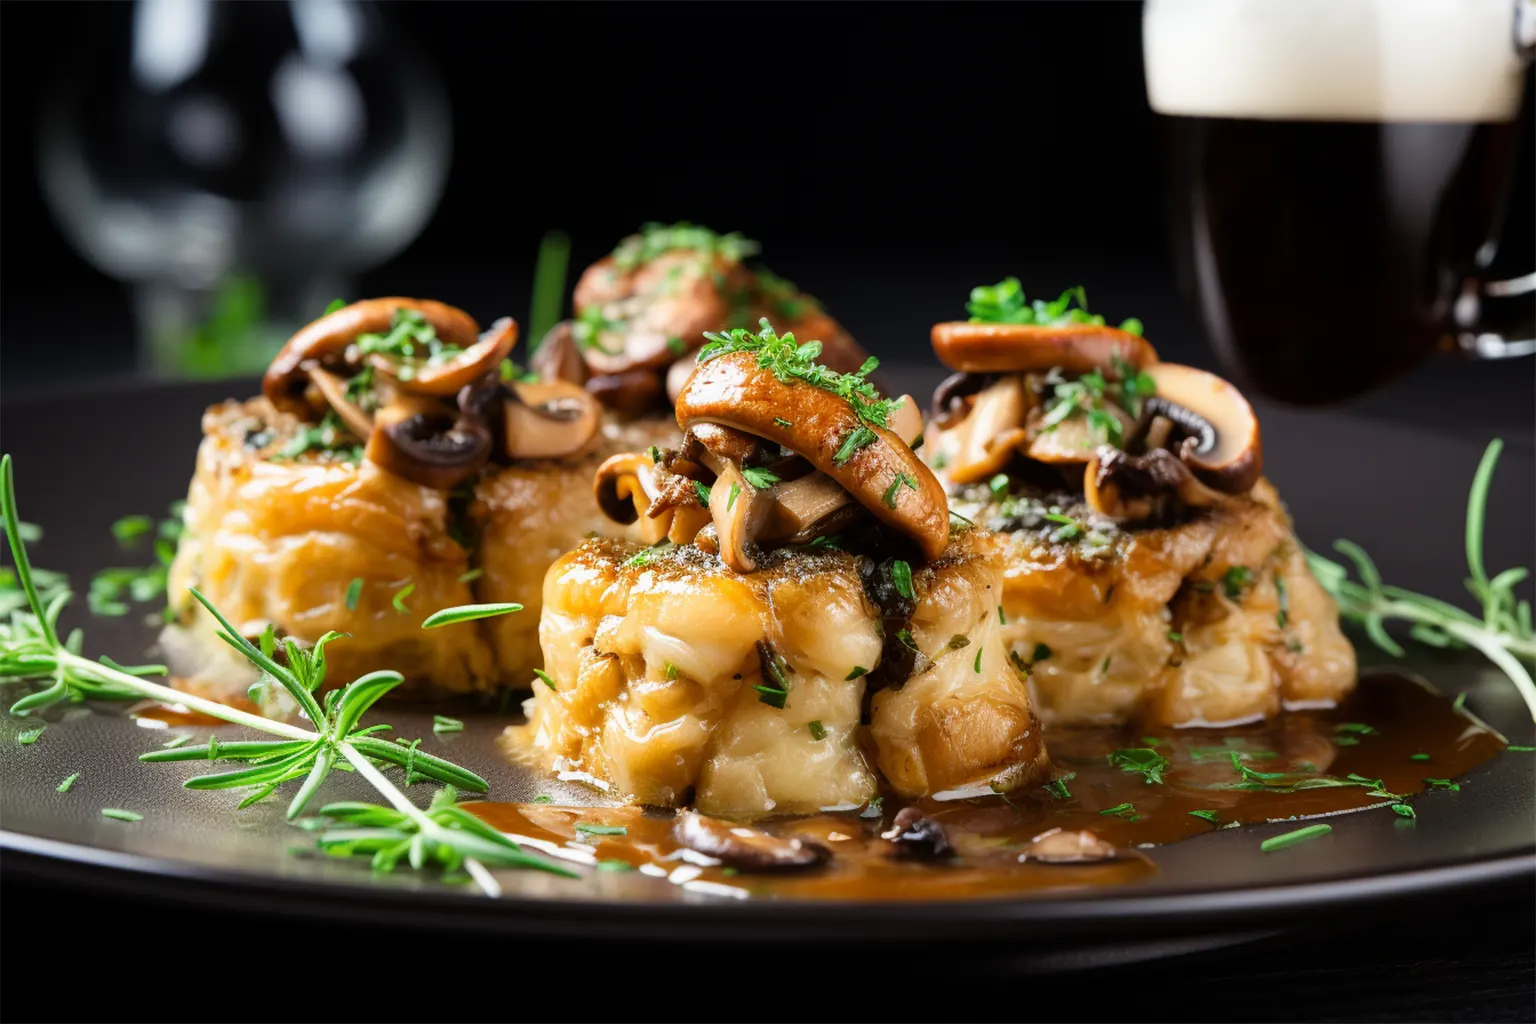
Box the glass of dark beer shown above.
[1146,0,1534,404]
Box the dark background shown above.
[3,0,1532,439]
[1,3,1533,1021]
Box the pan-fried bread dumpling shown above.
[927,281,1354,728]
[167,397,498,699]
[167,296,656,697]
[520,318,1052,818]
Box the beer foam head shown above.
[1144,0,1528,123]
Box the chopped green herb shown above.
[1099,802,1139,820]
[773,417,793,429]
[882,472,918,510]
[1335,736,1360,746]
[1410,753,1431,761]
[693,480,712,506]
[432,715,464,735]
[896,628,920,653]
[574,822,628,837]
[891,560,914,600]
[344,578,364,612]
[111,515,155,547]
[422,603,522,628]
[1390,803,1416,820]
[845,666,868,680]
[998,606,1006,626]
[973,647,983,673]
[56,773,79,793]
[457,568,484,584]
[161,734,191,749]
[1043,771,1076,800]
[391,582,414,613]
[741,466,781,489]
[726,482,741,511]
[1222,566,1255,599]
[946,634,971,650]
[533,669,557,691]
[989,473,1010,499]
[611,222,758,272]
[665,662,679,681]
[1334,722,1378,736]
[533,795,554,804]
[833,426,878,466]
[1108,747,1171,785]
[1167,630,1184,642]
[1507,745,1536,752]
[18,725,44,745]
[1452,692,1468,712]
[1424,778,1461,790]
[965,278,1141,334]
[100,808,143,823]
[667,336,687,356]
[1260,824,1332,851]
[1188,809,1220,822]
[324,298,347,315]
[1275,573,1290,629]
[808,720,827,741]
[596,858,634,872]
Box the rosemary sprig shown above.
[1307,439,1535,720]
[307,786,575,880]
[0,454,564,895]
[699,318,902,430]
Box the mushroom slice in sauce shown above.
[676,351,950,561]
[708,462,774,572]
[880,806,954,860]
[308,367,374,440]
[502,380,601,460]
[674,810,831,871]
[365,395,491,490]
[390,316,516,397]
[1140,362,1263,494]
[1019,827,1118,864]
[263,297,480,417]
[930,321,1159,376]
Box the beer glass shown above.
[1145,0,1534,404]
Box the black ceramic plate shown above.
[2,376,1533,946]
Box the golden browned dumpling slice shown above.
[167,398,498,699]
[522,530,1046,820]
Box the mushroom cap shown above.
[503,380,601,461]
[1142,362,1262,493]
[674,810,831,871]
[364,396,491,490]
[574,252,747,375]
[930,322,1159,376]
[675,351,950,561]
[263,298,480,417]
[529,321,589,387]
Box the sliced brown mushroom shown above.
[1139,363,1262,493]
[941,375,1033,484]
[1020,827,1118,864]
[585,370,663,418]
[576,252,745,376]
[365,395,491,490]
[503,380,600,461]
[676,352,950,561]
[593,452,670,544]
[263,298,480,418]
[708,462,773,572]
[308,367,374,440]
[389,316,516,397]
[880,806,954,860]
[930,321,1159,376]
[887,394,924,447]
[760,472,856,542]
[1024,401,1136,466]
[530,321,589,387]
[930,372,998,427]
[1083,446,1223,521]
[674,810,831,872]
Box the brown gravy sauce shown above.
[474,674,1509,901]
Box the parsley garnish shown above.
[533,669,557,691]
[1107,747,1171,785]
[891,560,914,599]
[741,466,780,489]
[882,471,918,509]
[345,578,363,612]
[845,666,868,680]
[693,480,712,506]
[1188,809,1220,822]
[610,222,759,272]
[1222,566,1255,599]
[1043,771,1076,800]
[574,822,628,837]
[1099,802,1139,821]
[808,720,827,741]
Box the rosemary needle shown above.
[1260,824,1332,852]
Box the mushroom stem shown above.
[709,462,770,573]
[308,367,375,441]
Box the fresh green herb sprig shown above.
[1107,747,1171,785]
[699,319,903,433]
[0,454,561,896]
[354,308,463,376]
[1307,439,1535,720]
[308,786,575,882]
[965,278,1142,335]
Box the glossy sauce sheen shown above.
[476,675,1507,901]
